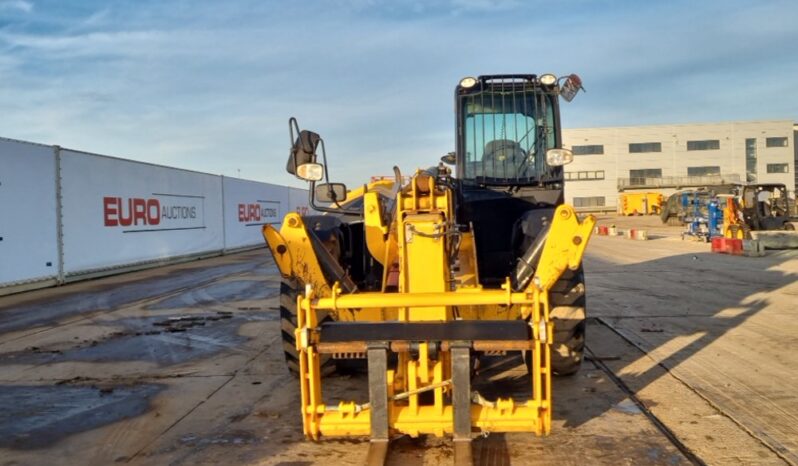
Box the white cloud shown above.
[450,0,520,12]
[0,30,163,56]
[0,0,33,13]
[0,0,796,187]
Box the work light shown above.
[539,74,557,86]
[459,77,477,88]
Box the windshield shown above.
[461,90,555,184]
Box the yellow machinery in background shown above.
[722,197,746,239]
[262,74,593,465]
[619,192,664,216]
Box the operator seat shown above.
[483,139,525,179]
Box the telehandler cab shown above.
[262,74,594,465]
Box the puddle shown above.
[613,398,643,414]
[179,429,261,447]
[146,280,278,310]
[0,261,270,335]
[0,383,164,449]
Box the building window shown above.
[766,163,789,173]
[765,137,788,148]
[629,142,662,153]
[573,196,606,208]
[629,168,662,183]
[565,170,605,181]
[686,140,720,151]
[572,144,604,155]
[628,168,662,186]
[687,166,721,177]
[746,138,757,182]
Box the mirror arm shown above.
[317,140,344,209]
[319,139,330,184]
[288,117,302,175]
[291,121,359,217]
[301,136,337,214]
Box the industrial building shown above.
[562,119,797,210]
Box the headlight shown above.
[296,163,324,181]
[459,76,477,88]
[539,74,557,86]
[546,148,573,166]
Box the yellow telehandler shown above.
[263,74,594,465]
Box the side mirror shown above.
[546,148,573,166]
[441,152,456,165]
[296,163,324,181]
[287,129,321,176]
[315,183,347,203]
[560,74,584,103]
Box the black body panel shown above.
[301,214,383,292]
[459,187,562,287]
[320,320,530,342]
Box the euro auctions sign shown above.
[237,200,280,226]
[103,194,205,232]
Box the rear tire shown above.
[280,279,336,377]
[548,268,586,376]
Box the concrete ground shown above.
[0,214,796,465]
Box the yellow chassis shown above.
[263,173,595,463]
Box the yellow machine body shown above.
[619,192,664,216]
[263,171,595,445]
[722,196,747,239]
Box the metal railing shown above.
[617,174,742,190]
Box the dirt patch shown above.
[0,310,277,366]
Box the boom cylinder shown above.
[513,223,550,291]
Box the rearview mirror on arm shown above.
[559,74,584,103]
[287,129,321,176]
[441,152,456,165]
[315,183,348,203]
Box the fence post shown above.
[53,145,65,285]
[220,175,227,254]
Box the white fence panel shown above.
[222,177,291,250]
[0,139,59,286]
[60,150,224,275]
[288,187,311,215]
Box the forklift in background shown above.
[740,184,794,231]
[724,183,795,238]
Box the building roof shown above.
[565,119,796,132]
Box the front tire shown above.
[548,268,587,376]
[279,279,336,377]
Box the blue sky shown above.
[1,0,796,187]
